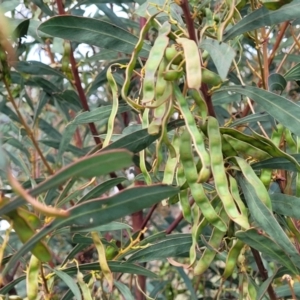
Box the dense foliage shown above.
[1,0,300,299]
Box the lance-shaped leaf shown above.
[38,16,151,57]
[200,39,235,81]
[252,154,300,171]
[236,228,299,274]
[128,234,192,263]
[0,150,133,216]
[217,85,300,137]
[1,185,179,277]
[238,175,300,269]
[270,193,300,219]
[224,0,300,41]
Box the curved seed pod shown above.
[200,123,237,157]
[223,134,271,160]
[176,37,201,89]
[8,211,51,261]
[234,156,273,210]
[142,21,171,104]
[284,128,297,154]
[17,207,41,230]
[163,134,181,205]
[189,205,201,266]
[121,13,158,111]
[26,255,40,300]
[222,239,245,280]
[221,127,300,171]
[174,84,211,183]
[202,68,223,86]
[104,65,119,147]
[179,128,227,232]
[91,231,113,291]
[149,58,172,136]
[140,108,152,185]
[208,117,250,229]
[0,195,51,262]
[194,208,228,275]
[148,82,172,135]
[155,57,168,98]
[260,123,283,188]
[190,197,223,267]
[163,68,184,81]
[189,89,208,120]
[228,175,248,218]
[177,162,192,223]
[163,134,180,185]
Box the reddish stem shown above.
[241,21,289,118]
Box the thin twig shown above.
[3,79,53,174]
[251,248,277,300]
[178,0,216,117]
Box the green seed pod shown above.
[163,68,184,81]
[165,44,183,65]
[202,68,223,86]
[105,244,118,260]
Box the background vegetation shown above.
[1,0,300,299]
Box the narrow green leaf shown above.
[3,137,31,159]
[73,105,130,125]
[176,267,198,300]
[0,275,26,295]
[63,261,157,278]
[15,61,64,77]
[252,154,300,171]
[128,234,192,263]
[229,112,269,127]
[238,175,300,267]
[52,269,82,300]
[0,150,133,216]
[212,90,241,105]
[114,281,135,300]
[0,0,20,12]
[31,0,54,16]
[1,185,179,276]
[284,63,300,81]
[200,39,235,81]
[96,4,125,28]
[103,119,184,153]
[78,177,126,204]
[224,0,300,41]
[217,85,300,137]
[270,193,300,219]
[69,185,179,229]
[57,105,131,160]
[38,118,62,140]
[13,19,30,39]
[38,16,151,57]
[257,272,277,300]
[33,93,49,125]
[70,222,132,233]
[236,228,299,274]
[275,282,300,298]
